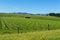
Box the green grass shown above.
[0,29,60,40]
[0,14,60,40]
[0,16,60,33]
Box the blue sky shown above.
[0,0,60,14]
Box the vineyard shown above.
[0,14,60,40]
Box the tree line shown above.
[49,13,60,17]
[0,12,60,17]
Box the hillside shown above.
[0,14,60,40]
[0,14,60,33]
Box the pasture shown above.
[0,14,60,40]
[0,29,60,40]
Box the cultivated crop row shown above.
[0,17,60,34]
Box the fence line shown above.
[0,24,51,34]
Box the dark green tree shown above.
[49,13,56,16]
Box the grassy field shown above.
[0,14,60,40]
[0,29,60,40]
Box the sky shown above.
[0,0,60,14]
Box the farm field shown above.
[0,29,60,40]
[0,14,60,40]
[0,0,60,40]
